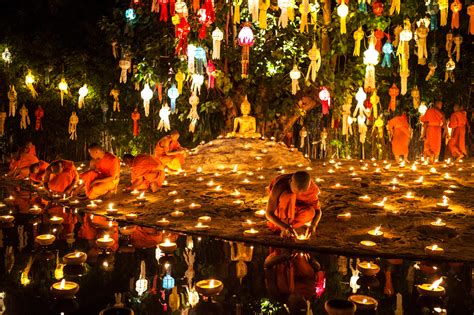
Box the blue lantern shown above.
[162,274,175,290]
[381,42,394,68]
[125,8,136,21]
[167,84,179,114]
[427,3,439,31]
[358,0,367,13]
[194,47,207,75]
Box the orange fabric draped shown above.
[30,161,49,183]
[80,152,120,198]
[388,114,410,157]
[48,160,77,193]
[267,174,320,232]
[420,108,444,157]
[447,111,468,157]
[154,136,185,168]
[9,153,39,178]
[131,154,165,189]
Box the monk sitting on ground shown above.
[388,113,411,162]
[420,101,446,163]
[8,144,39,179]
[78,143,120,199]
[154,130,187,171]
[447,104,469,162]
[266,171,321,238]
[29,161,50,183]
[122,154,165,193]
[43,160,79,194]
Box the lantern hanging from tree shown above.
[8,85,17,117]
[69,111,79,140]
[207,60,216,89]
[158,103,171,131]
[58,78,69,106]
[125,8,136,35]
[19,105,30,130]
[415,21,429,65]
[238,23,255,79]
[259,0,270,29]
[397,19,412,94]
[0,112,6,136]
[306,41,321,82]
[438,0,448,26]
[233,0,242,23]
[188,92,200,133]
[444,58,455,83]
[372,0,384,16]
[453,35,462,62]
[388,83,399,111]
[341,95,352,139]
[425,61,437,81]
[78,84,89,109]
[194,46,207,75]
[175,17,190,56]
[353,26,364,56]
[159,0,169,21]
[358,0,367,12]
[157,83,163,102]
[211,27,223,60]
[353,87,366,118]
[411,86,420,109]
[319,87,331,115]
[363,32,379,92]
[392,24,402,48]
[136,261,148,296]
[34,105,44,131]
[167,84,179,113]
[450,0,461,29]
[310,0,320,29]
[427,2,439,30]
[278,0,289,28]
[162,274,175,290]
[248,0,259,22]
[289,65,301,95]
[381,39,394,68]
[187,44,196,73]
[175,0,188,17]
[370,89,380,118]
[299,0,310,33]
[337,3,349,34]
[119,58,131,83]
[191,73,204,95]
[110,89,120,112]
[131,108,140,137]
[141,83,153,117]
[389,0,400,15]
[25,71,38,98]
[469,4,474,35]
[175,70,185,93]
[2,48,12,64]
[446,33,453,58]
[151,0,159,13]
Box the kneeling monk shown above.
[8,145,39,179]
[123,154,165,193]
[29,161,50,183]
[44,160,79,194]
[266,171,321,238]
[154,130,187,171]
[80,143,120,199]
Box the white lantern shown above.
[289,65,301,95]
[353,87,367,117]
[187,44,196,73]
[212,28,224,60]
[2,48,12,64]
[337,3,349,34]
[78,84,89,109]
[418,102,427,115]
[58,78,69,106]
[141,83,153,117]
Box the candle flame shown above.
[435,218,442,224]
[197,166,202,173]
[209,279,215,288]
[429,278,443,290]
[139,192,145,198]
[108,221,113,227]
[108,203,114,210]
[374,226,381,234]
[59,279,66,290]
[367,263,371,268]
[164,238,171,245]
[103,234,110,240]
[415,176,424,183]
[432,244,438,250]
[75,252,81,257]
[362,298,368,303]
[430,167,437,173]
[232,165,238,172]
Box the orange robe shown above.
[30,161,49,183]
[80,152,120,199]
[154,136,185,170]
[48,160,77,193]
[388,115,410,157]
[267,174,320,232]
[447,111,468,157]
[420,108,444,157]
[9,153,39,178]
[131,154,165,190]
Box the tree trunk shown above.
[281,96,318,140]
[322,0,331,55]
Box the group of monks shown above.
[387,102,469,163]
[6,130,187,200]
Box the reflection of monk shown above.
[44,160,79,194]
[29,161,49,183]
[266,172,321,238]
[154,130,187,171]
[388,113,410,162]
[227,95,261,138]
[447,104,468,161]
[48,206,78,235]
[79,143,120,199]
[420,101,445,163]
[8,144,39,178]
[265,248,319,315]
[123,154,165,192]
[78,214,119,252]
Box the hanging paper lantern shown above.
[58,78,69,106]
[175,0,188,17]
[415,21,429,65]
[318,87,331,115]
[188,92,200,133]
[397,19,412,94]
[427,2,439,31]
[194,46,207,75]
[248,0,259,22]
[439,0,448,26]
[299,0,310,33]
[411,86,420,109]
[175,70,185,93]
[187,44,196,73]
[34,106,44,131]
[158,103,171,131]
[191,74,204,95]
[77,84,88,109]
[353,26,364,56]
[468,4,474,35]
[444,58,455,83]
[418,102,427,115]
[175,17,190,56]
[388,83,399,111]
[358,0,367,13]
[381,41,394,68]
[162,274,175,290]
[306,42,321,82]
[119,58,131,83]
[389,0,400,15]
[131,108,140,137]
[353,87,366,117]
[372,0,384,16]
[110,89,120,112]
[25,71,38,98]
[278,0,289,28]
[453,35,463,62]
[141,83,153,117]
[363,33,379,92]
[310,0,320,28]
[2,48,12,64]
[207,60,216,89]
[125,8,137,21]
[450,0,462,29]
[19,105,30,130]
[289,65,301,95]
[167,84,179,113]
[136,261,148,296]
[211,27,223,60]
[238,23,255,79]
[337,3,349,34]
[69,111,79,140]
[8,85,17,117]
[0,112,6,136]
[374,30,384,52]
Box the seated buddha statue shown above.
[227,96,261,138]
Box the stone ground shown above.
[3,138,474,262]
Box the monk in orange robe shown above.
[8,146,39,178]
[447,104,468,161]
[123,154,165,192]
[78,143,120,199]
[43,160,79,194]
[388,113,411,162]
[420,101,446,163]
[29,161,50,183]
[154,130,187,171]
[266,171,321,238]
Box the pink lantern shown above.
[318,87,331,115]
[238,23,255,79]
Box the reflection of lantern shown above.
[318,87,331,115]
[337,3,349,34]
[58,78,69,106]
[167,84,179,113]
[162,274,175,290]
[289,65,301,95]
[25,71,38,98]
[141,83,153,117]
[238,23,255,79]
[78,84,88,109]
[136,261,148,296]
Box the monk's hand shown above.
[286,225,297,238]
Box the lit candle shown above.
[332,183,346,189]
[231,189,241,197]
[214,172,221,177]
[257,175,265,180]
[59,194,70,203]
[449,185,459,190]
[385,163,392,170]
[403,191,415,201]
[443,173,451,179]
[206,180,215,187]
[411,164,417,171]
[136,192,147,202]
[242,178,251,184]
[315,177,324,183]
[242,219,255,228]
[162,180,169,186]
[195,279,224,297]
[196,177,204,182]
[358,195,371,202]
[29,205,42,215]
[131,189,140,196]
[168,190,178,196]
[443,190,454,195]
[360,240,377,248]
[328,168,335,174]
[414,176,424,184]
[96,234,115,249]
[368,226,384,237]
[70,199,79,205]
[232,165,238,173]
[173,198,185,204]
[63,251,87,265]
[50,279,80,298]
[35,234,56,246]
[356,261,380,276]
[372,197,387,208]
[389,178,399,186]
[243,228,259,237]
[350,172,358,177]
[106,203,118,215]
[156,218,170,227]
[429,167,437,174]
[436,196,449,209]
[254,210,266,218]
[255,156,262,161]
[198,216,212,223]
[337,212,351,221]
[125,213,138,221]
[425,244,444,255]
[87,201,97,209]
[49,216,64,225]
[430,218,446,228]
[195,222,210,230]
[158,238,177,254]
[214,186,222,192]
[196,166,203,173]
[170,210,184,218]
[5,195,14,202]
[233,200,244,205]
[189,203,202,210]
[417,278,445,297]
[348,295,378,311]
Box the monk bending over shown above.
[123,154,165,193]
[44,160,79,194]
[266,171,321,238]
[8,145,39,179]
[388,113,411,162]
[420,101,446,163]
[154,130,187,171]
[447,104,468,162]
[29,161,50,183]
[79,143,120,199]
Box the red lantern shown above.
[207,60,216,89]
[372,1,384,16]
[159,0,169,21]
[131,108,140,137]
[318,87,331,115]
[374,29,385,52]
[35,105,44,131]
[175,17,190,55]
[238,23,255,79]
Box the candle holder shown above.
[50,279,80,299]
[62,252,87,265]
[86,202,98,210]
[424,244,444,255]
[0,215,15,223]
[403,192,415,201]
[360,240,377,248]
[368,227,384,237]
[195,279,224,297]
[125,213,138,221]
[49,216,64,225]
[241,220,255,228]
[158,239,177,254]
[136,193,147,202]
[29,205,43,215]
[35,234,56,246]
[198,216,212,223]
[324,299,356,315]
[358,195,371,202]
[119,225,136,236]
[173,199,185,204]
[337,213,351,221]
[170,210,184,218]
[96,235,115,249]
[194,222,210,230]
[356,261,380,276]
[243,228,259,237]
[348,295,378,311]
[416,281,445,297]
[430,218,446,228]
[106,203,119,216]
[189,203,202,210]
[156,218,170,227]
[254,210,266,218]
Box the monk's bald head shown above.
[170,130,180,141]
[50,162,63,174]
[290,171,311,193]
[122,154,135,166]
[29,163,40,174]
[88,143,105,159]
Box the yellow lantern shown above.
[337,3,349,34]
[58,78,69,106]
[25,70,38,98]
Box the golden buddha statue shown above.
[227,95,261,138]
